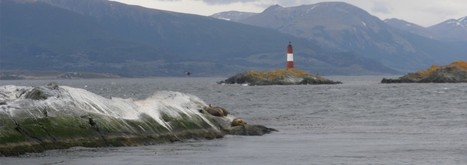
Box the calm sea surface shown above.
[1,76,466,164]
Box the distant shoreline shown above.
[0,71,120,80]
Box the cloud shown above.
[371,2,391,14]
[112,0,467,26]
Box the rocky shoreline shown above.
[382,61,467,83]
[219,69,341,85]
[0,84,276,156]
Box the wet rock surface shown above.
[227,125,278,136]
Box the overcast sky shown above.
[111,0,467,27]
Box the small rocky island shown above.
[219,69,341,85]
[0,83,276,156]
[382,61,467,83]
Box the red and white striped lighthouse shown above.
[286,42,294,69]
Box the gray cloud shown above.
[112,0,467,26]
[371,2,391,14]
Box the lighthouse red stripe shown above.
[287,61,294,69]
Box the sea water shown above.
[1,76,466,164]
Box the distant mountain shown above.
[384,18,433,38]
[213,2,467,72]
[0,0,397,76]
[385,17,467,42]
[210,11,257,21]
[428,16,467,42]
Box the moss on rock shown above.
[0,98,223,156]
[0,113,224,156]
[0,85,276,156]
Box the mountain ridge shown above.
[210,11,257,21]
[427,16,467,42]
[1,0,398,77]
[0,0,464,77]
[385,17,467,42]
[212,2,466,72]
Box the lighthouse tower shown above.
[286,42,294,69]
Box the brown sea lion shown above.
[231,118,247,127]
[203,104,229,117]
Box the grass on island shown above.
[245,69,313,80]
[413,60,467,78]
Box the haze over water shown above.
[1,76,466,164]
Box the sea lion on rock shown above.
[231,118,247,127]
[203,104,229,117]
[220,108,229,116]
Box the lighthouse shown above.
[286,42,294,69]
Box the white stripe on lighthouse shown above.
[287,53,293,61]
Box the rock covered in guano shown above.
[0,83,276,156]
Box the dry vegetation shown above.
[245,69,312,81]
[449,60,467,69]
[414,60,466,78]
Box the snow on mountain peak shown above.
[459,16,467,24]
[446,17,467,27]
[456,16,467,27]
[211,11,257,22]
[361,21,367,27]
[306,4,318,13]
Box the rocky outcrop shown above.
[382,61,467,83]
[0,84,276,156]
[219,69,341,86]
